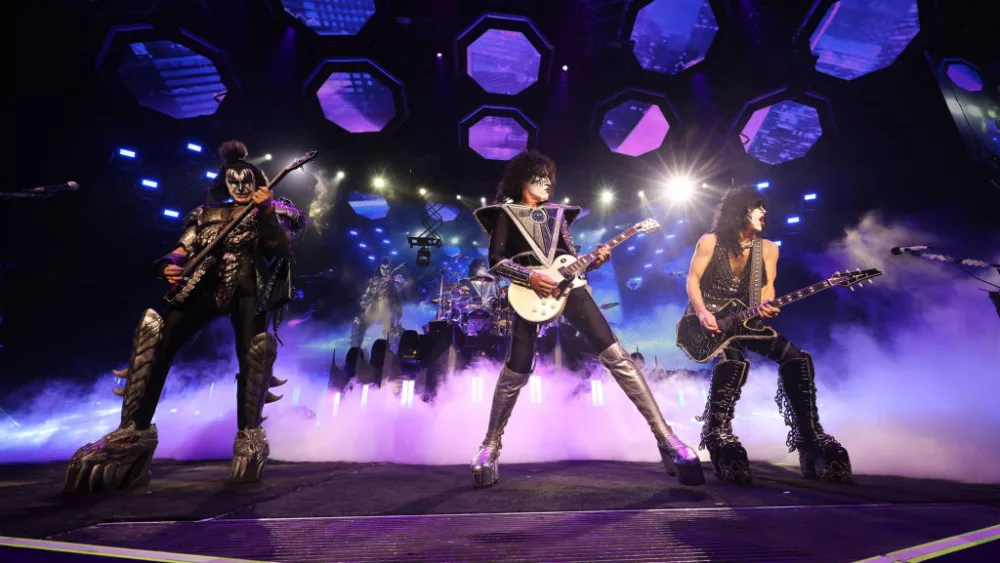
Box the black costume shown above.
[64,142,305,493]
[469,203,704,488]
[351,259,406,351]
[694,238,852,484]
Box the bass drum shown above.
[462,308,493,336]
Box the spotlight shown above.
[480,197,487,205]
[205,171,217,179]
[163,209,180,218]
[786,216,801,224]
[118,148,137,158]
[665,177,694,202]
[186,143,202,153]
[600,190,614,204]
[456,195,462,200]
[436,52,443,59]
[563,197,570,204]
[418,187,427,195]
[774,240,783,247]
[372,177,387,189]
[561,65,568,71]
[803,193,817,201]
[756,181,770,190]
[416,247,431,267]
[638,190,645,197]
[336,170,345,180]
[141,179,158,189]
[264,153,273,161]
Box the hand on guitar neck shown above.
[528,243,610,298]
[163,248,188,284]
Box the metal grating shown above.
[53,503,1000,563]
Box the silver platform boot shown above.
[231,333,282,483]
[64,309,163,494]
[471,364,532,488]
[599,341,705,486]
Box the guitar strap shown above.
[748,238,764,308]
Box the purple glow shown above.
[741,100,823,165]
[945,63,984,92]
[809,0,920,81]
[280,0,376,36]
[599,100,670,157]
[466,29,542,95]
[316,71,396,133]
[117,40,224,120]
[629,0,718,75]
[468,116,530,160]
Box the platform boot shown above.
[64,310,163,493]
[231,333,283,483]
[698,359,753,484]
[776,352,853,484]
[471,364,531,488]
[599,341,705,486]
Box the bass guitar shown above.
[165,150,318,304]
[675,268,883,363]
[507,219,660,324]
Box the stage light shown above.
[561,65,568,72]
[264,153,273,160]
[436,52,443,59]
[368,255,375,261]
[187,143,202,152]
[456,195,462,200]
[163,209,180,218]
[141,179,158,189]
[480,197,487,205]
[677,219,684,224]
[804,193,817,201]
[600,190,614,204]
[375,228,383,233]
[787,216,801,224]
[627,246,635,251]
[451,237,460,244]
[472,241,479,246]
[390,250,398,256]
[382,239,390,244]
[756,181,770,190]
[359,243,367,248]
[638,190,645,197]
[349,230,358,236]
[774,240,782,247]
[563,197,570,204]
[118,148,137,158]
[665,177,694,201]
[336,170,345,180]
[372,176,386,189]
[644,263,653,269]
[655,248,664,254]
[666,234,675,239]
[205,171,217,179]
[418,187,427,195]
[416,247,431,267]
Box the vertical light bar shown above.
[471,376,483,404]
[529,375,542,404]
[361,384,370,407]
[590,379,604,407]
[332,392,341,418]
[677,388,685,407]
[292,386,301,406]
[400,380,415,408]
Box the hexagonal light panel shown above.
[117,40,225,119]
[809,0,920,81]
[466,29,542,95]
[741,101,823,165]
[945,62,984,92]
[280,0,376,36]
[628,0,719,75]
[307,60,406,134]
[468,116,531,161]
[600,100,670,157]
[348,191,390,219]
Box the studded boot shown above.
[698,359,753,484]
[231,333,282,483]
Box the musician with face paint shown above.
[351,258,407,350]
[469,150,704,489]
[63,141,306,493]
[686,187,851,485]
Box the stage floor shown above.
[2,459,999,562]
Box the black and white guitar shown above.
[507,219,660,324]
[675,268,883,363]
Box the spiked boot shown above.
[698,359,753,484]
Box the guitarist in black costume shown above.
[686,187,851,484]
[470,150,704,488]
[63,141,306,493]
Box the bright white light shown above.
[205,171,217,179]
[803,193,817,201]
[774,240,782,247]
[756,181,770,189]
[591,380,604,407]
[563,197,570,204]
[436,52,443,59]
[118,148,136,158]
[665,177,694,202]
[787,216,801,224]
[480,197,487,205]
[264,153,273,161]
[638,190,645,197]
[561,65,568,72]
[600,190,614,204]
[529,375,542,404]
[331,392,341,417]
[336,170,345,180]
[451,237,460,244]
[141,179,158,189]
[372,177,387,189]
[456,195,462,200]
[361,384,370,406]
[162,209,180,218]
[186,143,202,152]
[471,376,484,404]
[418,187,427,195]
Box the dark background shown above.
[1,0,998,390]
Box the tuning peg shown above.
[867,280,874,285]
[849,286,854,291]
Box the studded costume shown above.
[64,142,305,493]
[693,238,852,484]
[470,203,704,488]
[351,260,406,351]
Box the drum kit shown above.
[432,274,512,337]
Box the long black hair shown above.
[208,140,269,202]
[710,187,767,257]
[494,150,556,204]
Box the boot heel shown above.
[472,461,499,488]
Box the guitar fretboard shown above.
[560,227,639,277]
[731,280,833,324]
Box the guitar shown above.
[675,268,883,363]
[165,150,318,304]
[507,219,660,323]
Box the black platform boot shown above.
[698,359,752,484]
[776,352,852,484]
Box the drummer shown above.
[460,258,498,303]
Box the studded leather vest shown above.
[693,239,767,313]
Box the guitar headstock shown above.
[285,150,318,173]
[829,268,883,288]
[634,219,661,233]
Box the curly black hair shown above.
[208,140,269,202]
[710,187,767,257]
[494,150,556,204]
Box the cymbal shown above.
[468,274,495,283]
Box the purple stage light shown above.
[809,0,920,81]
[741,101,823,165]
[945,63,984,92]
[628,0,718,75]
[599,100,670,157]
[561,65,568,72]
[117,40,225,120]
[468,116,530,160]
[466,29,542,95]
[316,70,396,133]
[436,52,443,59]
[280,0,376,36]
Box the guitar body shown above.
[675,299,778,363]
[507,255,588,324]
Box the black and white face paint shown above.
[226,168,256,204]
[524,175,552,204]
[747,206,767,233]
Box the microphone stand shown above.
[897,248,1000,320]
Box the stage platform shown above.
[2,459,999,562]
